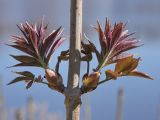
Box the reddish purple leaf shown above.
[8,44,36,57]
[26,80,34,89]
[94,18,141,70]
[13,71,35,78]
[46,38,64,63]
[41,27,62,57]
[97,21,107,56]
[9,19,64,68]
[10,55,38,63]
[7,76,33,85]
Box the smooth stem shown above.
[35,81,49,86]
[98,78,111,85]
[65,0,83,120]
[87,61,90,75]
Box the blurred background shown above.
[0,0,160,120]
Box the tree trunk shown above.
[65,0,83,120]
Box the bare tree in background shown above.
[6,0,153,120]
[116,88,125,120]
[15,108,23,120]
[0,79,7,120]
[27,97,35,120]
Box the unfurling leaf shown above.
[13,71,35,78]
[81,42,92,62]
[115,56,133,73]
[102,56,153,81]
[35,75,43,82]
[25,75,44,89]
[81,54,92,61]
[128,71,153,80]
[115,56,140,75]
[81,38,101,63]
[8,71,45,89]
[107,53,133,65]
[26,80,34,89]
[96,21,107,56]
[93,18,141,71]
[81,72,101,93]
[7,76,33,85]
[45,69,64,93]
[58,50,70,61]
[105,70,119,80]
[108,56,153,80]
[10,55,37,64]
[8,71,35,85]
[81,41,95,54]
[9,19,64,68]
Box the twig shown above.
[35,81,49,86]
[55,57,61,73]
[87,61,90,75]
[98,78,111,85]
